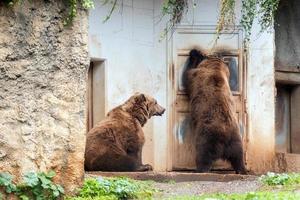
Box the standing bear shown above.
[182,49,247,174]
[85,93,165,171]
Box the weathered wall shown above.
[89,0,277,173]
[89,0,169,171]
[275,0,300,72]
[0,0,89,192]
[246,19,276,174]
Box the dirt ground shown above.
[153,178,261,198]
[87,172,261,198]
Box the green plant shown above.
[0,171,64,200]
[240,0,257,41]
[160,0,188,38]
[2,0,280,41]
[67,177,156,200]
[158,0,280,43]
[260,172,300,187]
[102,0,118,23]
[240,0,280,42]
[16,171,64,200]
[64,0,94,25]
[216,0,236,36]
[2,0,94,25]
[164,191,300,200]
[0,172,17,194]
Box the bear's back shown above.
[188,58,237,134]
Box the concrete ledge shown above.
[276,152,300,172]
[85,172,257,182]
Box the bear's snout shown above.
[154,105,165,116]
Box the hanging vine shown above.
[240,0,257,41]
[160,0,279,43]
[258,0,280,32]
[2,0,280,42]
[160,0,188,38]
[216,0,236,37]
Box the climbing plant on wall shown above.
[3,0,280,41]
[2,0,94,25]
[161,0,280,43]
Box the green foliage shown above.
[160,0,188,39]
[102,0,118,23]
[2,0,94,25]
[158,0,280,43]
[162,0,188,25]
[216,0,236,35]
[0,171,64,200]
[258,0,280,31]
[260,172,300,189]
[1,0,280,41]
[240,0,257,41]
[165,192,300,200]
[66,177,156,200]
[240,0,280,42]
[0,172,17,194]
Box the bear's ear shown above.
[135,93,146,103]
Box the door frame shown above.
[87,59,107,132]
[166,25,248,171]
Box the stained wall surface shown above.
[0,0,89,192]
[89,0,276,173]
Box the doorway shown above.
[87,60,106,131]
[168,26,247,171]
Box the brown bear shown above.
[84,93,165,171]
[182,49,247,174]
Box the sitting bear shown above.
[84,93,165,171]
[182,49,247,174]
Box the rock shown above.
[0,0,88,194]
[0,150,7,160]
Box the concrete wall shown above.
[246,20,276,173]
[0,0,89,192]
[89,0,168,171]
[89,0,276,173]
[275,0,300,72]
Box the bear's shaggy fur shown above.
[84,93,165,171]
[182,49,247,174]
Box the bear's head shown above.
[126,93,165,126]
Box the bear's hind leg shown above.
[225,141,247,174]
[127,149,153,171]
[196,154,213,173]
[195,141,221,173]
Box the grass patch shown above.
[66,172,300,200]
[66,177,156,200]
[164,191,300,200]
[259,172,300,191]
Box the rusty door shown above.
[169,26,246,170]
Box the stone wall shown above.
[0,0,89,193]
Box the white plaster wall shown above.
[246,19,276,173]
[89,0,168,170]
[89,0,276,172]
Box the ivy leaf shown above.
[39,176,51,189]
[53,190,60,197]
[0,172,17,193]
[23,172,39,187]
[0,172,13,185]
[45,171,56,179]
[56,185,64,194]
[19,195,30,200]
